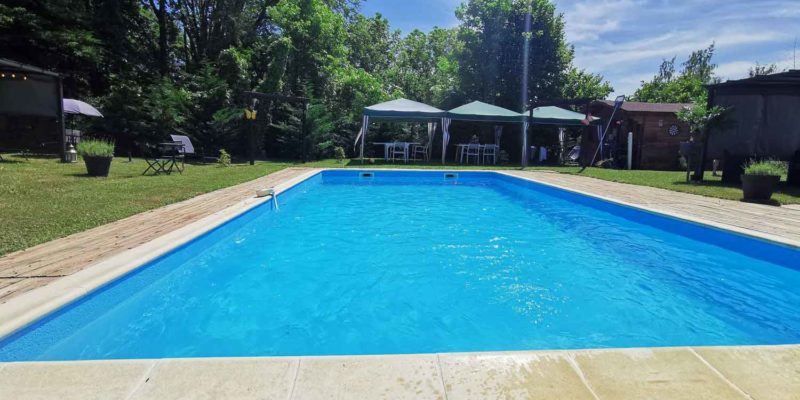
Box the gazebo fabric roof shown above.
[531,106,598,125]
[363,98,445,120]
[446,101,525,122]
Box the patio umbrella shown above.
[63,98,103,117]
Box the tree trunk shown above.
[150,0,169,75]
[691,91,716,181]
[691,132,708,181]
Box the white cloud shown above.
[560,0,639,42]
[556,0,799,98]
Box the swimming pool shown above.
[1,170,799,361]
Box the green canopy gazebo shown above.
[443,101,528,165]
[354,98,445,160]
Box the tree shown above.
[749,63,783,77]
[456,0,575,111]
[1,0,615,162]
[346,13,398,75]
[633,44,717,104]
[561,67,614,100]
[676,101,730,181]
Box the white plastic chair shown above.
[464,143,481,164]
[483,144,498,164]
[411,143,429,161]
[390,141,407,163]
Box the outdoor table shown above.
[373,142,419,162]
[155,142,185,174]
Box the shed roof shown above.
[0,58,60,77]
[709,70,800,88]
[597,100,689,113]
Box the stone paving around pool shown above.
[1,168,799,399]
[0,346,798,399]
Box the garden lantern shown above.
[65,144,77,163]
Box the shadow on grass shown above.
[672,179,800,206]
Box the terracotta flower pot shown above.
[83,156,113,177]
[741,174,780,201]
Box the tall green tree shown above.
[633,44,718,104]
[456,0,576,111]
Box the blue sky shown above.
[361,0,800,98]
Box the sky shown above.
[360,0,800,98]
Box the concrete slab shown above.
[0,360,152,400]
[573,348,749,400]
[695,345,800,400]
[438,351,596,400]
[128,357,297,400]
[291,354,446,400]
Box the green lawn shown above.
[523,166,800,206]
[2,155,798,257]
[0,156,296,256]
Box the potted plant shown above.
[741,159,786,201]
[77,139,115,177]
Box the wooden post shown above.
[57,76,67,162]
[300,101,308,163]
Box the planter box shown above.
[741,174,780,201]
[83,156,113,177]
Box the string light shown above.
[0,72,30,79]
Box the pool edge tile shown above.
[572,347,750,400]
[0,359,154,400]
[692,345,800,400]
[291,353,446,400]
[127,357,299,400]
[438,350,596,400]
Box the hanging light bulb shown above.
[1,73,5,78]
[11,74,15,78]
[23,75,27,80]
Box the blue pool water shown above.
[1,170,799,361]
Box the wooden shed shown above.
[586,101,690,170]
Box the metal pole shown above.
[583,96,625,171]
[301,101,308,163]
[627,131,633,170]
[520,9,532,168]
[57,76,67,162]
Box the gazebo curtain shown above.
[440,117,452,163]
[521,120,530,167]
[494,125,503,147]
[355,114,370,159]
[427,122,437,159]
